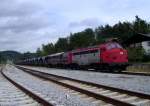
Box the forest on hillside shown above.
[0,16,150,63]
[0,51,37,64]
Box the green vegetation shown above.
[0,51,38,64]
[0,51,21,64]
[0,54,6,64]
[36,16,150,62]
[127,47,145,62]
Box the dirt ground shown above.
[126,64,150,73]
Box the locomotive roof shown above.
[71,45,100,53]
[71,41,121,53]
[46,52,64,57]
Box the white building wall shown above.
[142,41,150,54]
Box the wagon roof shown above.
[71,45,100,53]
[46,52,64,57]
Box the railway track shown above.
[17,66,150,106]
[120,71,150,76]
[0,67,53,106]
[78,69,150,76]
[73,69,150,76]
[19,65,150,76]
[92,71,150,76]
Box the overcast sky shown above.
[0,0,150,52]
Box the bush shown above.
[127,47,145,62]
[142,54,150,62]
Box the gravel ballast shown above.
[4,65,100,106]
[0,67,40,106]
[21,65,150,95]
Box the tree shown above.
[0,54,5,63]
[133,16,150,33]
[41,43,56,56]
[36,48,42,56]
[127,47,145,62]
[69,28,96,49]
[55,38,69,52]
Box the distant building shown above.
[129,41,150,55]
[129,43,142,48]
[142,41,150,54]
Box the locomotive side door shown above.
[80,52,89,65]
[87,49,100,64]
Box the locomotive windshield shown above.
[106,42,122,50]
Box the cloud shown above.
[0,0,40,17]
[0,15,51,33]
[69,18,105,28]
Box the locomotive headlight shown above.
[120,52,123,55]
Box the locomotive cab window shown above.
[106,42,122,50]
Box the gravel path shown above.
[4,65,99,106]
[21,65,150,95]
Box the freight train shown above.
[18,39,128,72]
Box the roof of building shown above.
[122,33,150,47]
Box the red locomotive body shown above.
[100,42,128,63]
[65,41,128,71]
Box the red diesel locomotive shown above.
[20,40,128,72]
